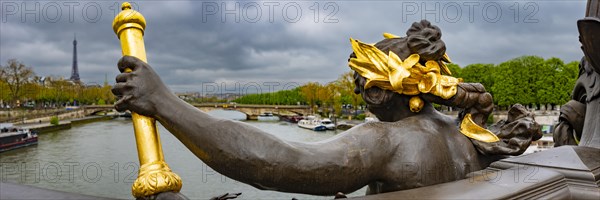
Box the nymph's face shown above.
[354,75,407,122]
[354,74,392,107]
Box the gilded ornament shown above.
[112,2,183,197]
[349,34,497,143]
[460,114,500,143]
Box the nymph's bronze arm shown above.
[113,56,390,195]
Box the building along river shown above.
[0,110,366,199]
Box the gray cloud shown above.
[0,0,588,92]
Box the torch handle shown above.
[113,2,182,198]
[117,25,165,167]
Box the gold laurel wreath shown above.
[348,33,499,143]
[348,35,460,112]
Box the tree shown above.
[446,63,462,78]
[233,88,304,105]
[489,56,579,108]
[459,63,495,95]
[0,79,10,104]
[536,57,563,105]
[317,82,340,116]
[551,60,579,105]
[0,59,35,104]
[299,82,321,112]
[491,56,544,107]
[335,71,364,115]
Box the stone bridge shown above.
[84,104,311,120]
[82,105,116,115]
[192,104,310,120]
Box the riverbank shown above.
[0,108,93,124]
[0,116,363,199]
[17,115,116,134]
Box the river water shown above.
[0,110,366,199]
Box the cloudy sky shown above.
[0,0,589,94]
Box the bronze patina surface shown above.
[554,0,600,148]
[112,18,542,197]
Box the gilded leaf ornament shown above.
[348,34,499,143]
[348,37,460,112]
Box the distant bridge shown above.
[83,104,311,120]
[82,105,115,115]
[192,104,310,120]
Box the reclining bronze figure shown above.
[112,13,542,197]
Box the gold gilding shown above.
[409,96,424,112]
[349,35,497,143]
[131,160,182,197]
[348,38,460,113]
[439,53,453,75]
[112,2,182,197]
[459,114,500,143]
[383,32,400,39]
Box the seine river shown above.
[0,110,366,199]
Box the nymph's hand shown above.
[112,56,175,117]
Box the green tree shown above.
[552,60,579,105]
[490,56,578,107]
[536,57,562,105]
[335,71,364,115]
[0,59,35,104]
[446,63,462,78]
[0,80,10,103]
[459,63,495,95]
[317,82,340,116]
[234,87,305,105]
[300,82,321,111]
[491,56,545,107]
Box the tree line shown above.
[235,55,579,111]
[0,59,115,108]
[449,56,579,108]
[234,71,365,116]
[1,55,579,111]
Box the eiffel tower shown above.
[69,34,81,82]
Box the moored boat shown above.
[364,117,379,122]
[257,112,279,121]
[118,111,132,118]
[320,118,335,130]
[0,123,38,153]
[280,115,304,123]
[297,116,335,131]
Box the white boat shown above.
[364,117,379,122]
[320,118,336,130]
[298,116,335,131]
[257,112,279,121]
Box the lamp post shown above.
[112,2,182,198]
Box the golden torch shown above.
[112,2,182,198]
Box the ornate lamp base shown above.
[132,161,183,198]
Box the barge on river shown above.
[0,123,38,152]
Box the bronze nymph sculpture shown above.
[112,19,542,197]
[554,6,600,148]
